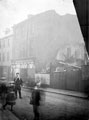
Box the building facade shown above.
[0,33,13,80]
[12,10,85,71]
[12,19,35,81]
[11,10,89,90]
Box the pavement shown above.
[43,88,87,98]
[0,105,19,120]
[23,86,87,98]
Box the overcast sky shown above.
[0,0,76,36]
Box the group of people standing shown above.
[0,73,23,110]
[14,73,42,120]
[0,72,42,120]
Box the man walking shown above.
[30,82,41,120]
[14,73,23,99]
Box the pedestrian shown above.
[30,82,41,120]
[0,83,7,110]
[14,73,23,99]
[3,90,16,111]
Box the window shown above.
[0,53,1,61]
[0,40,1,48]
[7,52,9,61]
[3,39,5,48]
[2,53,5,61]
[8,39,9,47]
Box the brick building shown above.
[0,31,13,80]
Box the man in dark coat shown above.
[31,83,41,120]
[14,73,23,99]
[0,83,7,110]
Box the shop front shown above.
[11,59,35,85]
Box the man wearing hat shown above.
[14,73,23,99]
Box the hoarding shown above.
[35,73,50,85]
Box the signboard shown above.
[35,73,50,85]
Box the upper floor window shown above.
[0,53,1,61]
[3,39,5,48]
[8,39,10,47]
[0,41,1,48]
[2,53,5,62]
[7,52,9,61]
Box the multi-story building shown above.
[11,10,87,88]
[12,10,84,72]
[12,18,35,80]
[0,31,13,80]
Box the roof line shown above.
[59,61,81,69]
